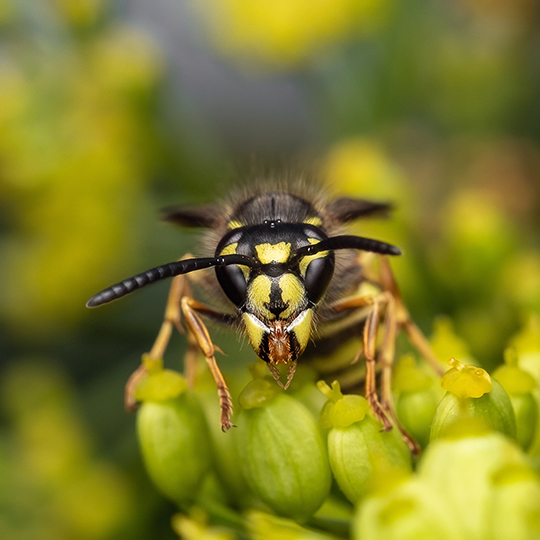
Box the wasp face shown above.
[214,219,335,368]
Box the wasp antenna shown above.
[292,235,401,262]
[86,254,257,308]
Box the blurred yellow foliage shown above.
[0,361,133,540]
[322,138,426,305]
[441,189,513,249]
[193,0,389,67]
[172,509,236,540]
[0,19,162,335]
[323,139,408,202]
[0,0,14,23]
[50,0,104,27]
[500,251,540,312]
[430,316,474,366]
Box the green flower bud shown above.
[509,313,540,382]
[494,349,537,395]
[136,366,212,507]
[488,464,540,540]
[418,432,529,539]
[396,390,439,449]
[196,384,254,508]
[288,365,328,419]
[509,393,538,451]
[393,355,441,448]
[134,356,188,402]
[353,478,462,540]
[430,359,516,441]
[233,379,331,521]
[319,381,370,430]
[509,317,540,456]
[494,348,538,450]
[319,381,412,504]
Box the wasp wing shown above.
[326,197,393,223]
[161,204,222,228]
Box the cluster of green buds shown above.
[134,350,540,539]
[355,352,540,540]
[354,431,540,540]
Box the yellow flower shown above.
[193,0,390,68]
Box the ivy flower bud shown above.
[233,379,331,521]
[136,361,212,507]
[488,463,540,540]
[418,432,531,539]
[393,355,441,448]
[319,381,412,504]
[494,348,538,450]
[430,359,516,441]
[353,478,462,540]
[196,381,254,508]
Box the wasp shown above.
[87,182,442,447]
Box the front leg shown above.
[124,254,238,430]
[125,271,188,411]
[180,297,235,430]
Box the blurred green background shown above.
[0,0,539,538]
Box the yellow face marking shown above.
[219,242,250,279]
[288,309,313,354]
[304,216,322,227]
[299,238,328,277]
[227,220,243,230]
[255,242,291,264]
[248,274,274,320]
[279,274,305,319]
[242,312,269,354]
[219,242,238,256]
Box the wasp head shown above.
[214,220,335,387]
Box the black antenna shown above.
[290,235,401,264]
[86,254,257,308]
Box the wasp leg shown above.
[124,271,188,411]
[180,297,235,431]
[378,293,397,413]
[378,257,444,377]
[318,256,438,451]
[327,288,420,450]
[377,294,421,455]
[124,253,237,419]
[363,300,393,430]
[322,266,419,442]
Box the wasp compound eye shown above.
[304,255,335,304]
[216,264,247,307]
